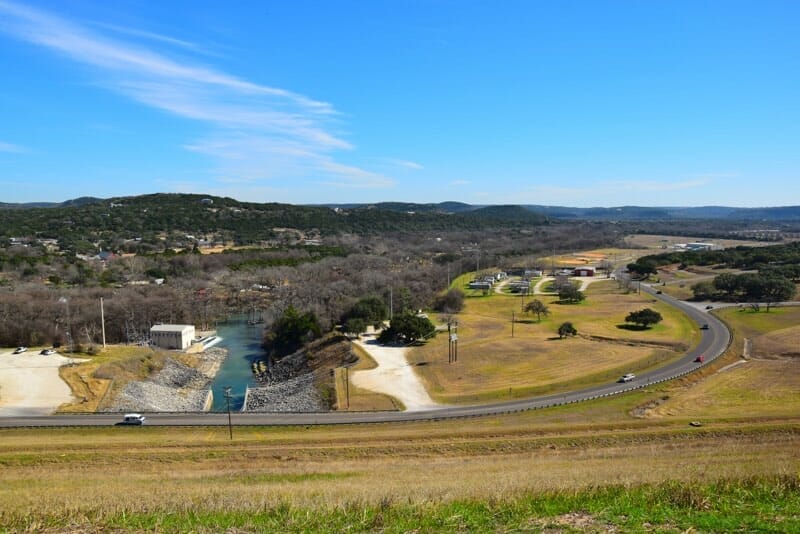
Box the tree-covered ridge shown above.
[0,193,552,252]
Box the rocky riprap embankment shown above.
[245,349,324,412]
[107,348,227,412]
[244,374,324,412]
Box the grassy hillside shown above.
[0,416,797,531]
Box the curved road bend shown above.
[0,285,731,428]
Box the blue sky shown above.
[1,1,799,207]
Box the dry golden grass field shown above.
[1,411,797,528]
[644,306,800,420]
[408,279,698,403]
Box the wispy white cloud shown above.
[385,158,423,170]
[315,160,394,188]
[0,0,384,193]
[0,141,27,153]
[449,179,470,186]
[89,21,207,54]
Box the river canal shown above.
[208,316,264,411]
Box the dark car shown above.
[695,355,705,363]
[700,324,709,330]
[705,305,714,310]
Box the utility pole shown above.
[448,319,458,363]
[100,297,106,348]
[224,386,233,440]
[511,311,515,338]
[59,297,72,353]
[345,367,350,409]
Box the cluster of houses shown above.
[468,271,508,291]
[8,236,59,251]
[468,265,599,293]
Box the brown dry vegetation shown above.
[0,416,797,522]
[407,279,697,403]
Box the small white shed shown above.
[150,324,195,350]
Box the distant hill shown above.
[0,197,104,210]
[521,205,800,221]
[0,194,552,250]
[2,194,798,253]
[322,201,479,214]
[324,202,800,221]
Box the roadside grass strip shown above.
[5,475,794,532]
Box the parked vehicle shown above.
[619,373,636,383]
[39,349,56,355]
[12,346,27,354]
[119,413,146,425]
[705,305,714,310]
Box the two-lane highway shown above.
[0,285,731,428]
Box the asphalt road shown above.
[0,284,731,428]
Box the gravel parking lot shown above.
[0,349,87,416]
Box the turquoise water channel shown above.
[209,316,264,411]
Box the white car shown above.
[619,373,636,383]
[119,413,146,425]
[12,346,27,354]
[40,349,57,355]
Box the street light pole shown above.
[224,386,233,440]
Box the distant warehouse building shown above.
[150,324,195,350]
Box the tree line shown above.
[1,210,629,352]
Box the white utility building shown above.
[150,324,195,350]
